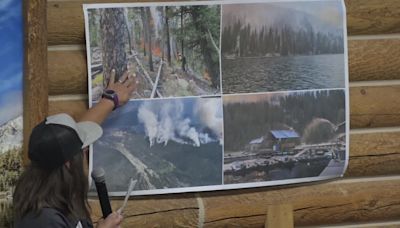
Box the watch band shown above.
[102,90,119,110]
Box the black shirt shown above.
[15,208,93,228]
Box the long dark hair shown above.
[13,150,91,222]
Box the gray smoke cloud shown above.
[137,98,223,147]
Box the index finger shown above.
[119,71,129,84]
[109,69,116,86]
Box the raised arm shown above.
[80,70,136,124]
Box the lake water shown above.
[222,54,345,93]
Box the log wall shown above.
[25,0,400,226]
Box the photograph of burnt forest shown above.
[92,97,223,192]
[221,1,345,94]
[223,90,346,184]
[87,5,221,102]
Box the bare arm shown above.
[80,69,136,125]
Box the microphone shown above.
[91,168,112,218]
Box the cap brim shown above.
[76,121,103,148]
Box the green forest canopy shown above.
[223,90,345,151]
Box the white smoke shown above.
[137,98,223,147]
[138,103,158,147]
[176,118,200,147]
[195,99,223,145]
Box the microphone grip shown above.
[94,181,112,218]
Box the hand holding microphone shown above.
[92,168,123,228]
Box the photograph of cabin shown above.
[223,90,346,184]
[246,130,300,153]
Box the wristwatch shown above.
[102,90,119,110]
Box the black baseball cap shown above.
[28,114,103,170]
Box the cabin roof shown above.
[270,130,299,139]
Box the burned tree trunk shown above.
[100,8,127,87]
[165,6,171,66]
[145,7,154,72]
[180,7,185,72]
[140,8,147,57]
[190,7,220,88]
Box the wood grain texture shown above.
[266,204,294,228]
[48,50,88,95]
[200,177,400,227]
[348,39,400,81]
[88,194,198,227]
[346,0,400,35]
[47,0,400,45]
[47,38,400,95]
[47,0,175,45]
[23,0,49,165]
[48,99,88,120]
[347,131,400,177]
[350,86,400,128]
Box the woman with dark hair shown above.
[13,70,135,228]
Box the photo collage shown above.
[84,0,348,194]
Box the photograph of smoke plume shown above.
[85,4,221,102]
[92,97,223,192]
[223,90,347,184]
[221,1,346,94]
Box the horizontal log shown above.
[49,99,88,120]
[346,0,400,35]
[47,0,173,45]
[88,193,199,227]
[350,85,400,128]
[48,97,400,177]
[346,130,400,177]
[48,38,400,95]
[48,50,88,95]
[348,39,400,82]
[85,177,400,227]
[302,220,400,228]
[200,176,400,227]
[48,84,400,129]
[47,0,400,45]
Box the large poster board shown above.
[84,0,349,196]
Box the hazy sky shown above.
[222,0,343,31]
[0,0,23,125]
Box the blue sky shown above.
[0,0,23,125]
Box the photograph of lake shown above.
[92,97,223,192]
[221,1,346,93]
[223,90,346,184]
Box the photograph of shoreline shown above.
[221,1,345,93]
[223,90,346,184]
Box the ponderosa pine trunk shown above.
[100,8,127,87]
[145,7,154,72]
[165,6,171,66]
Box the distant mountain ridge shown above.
[0,115,22,154]
[223,3,342,35]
